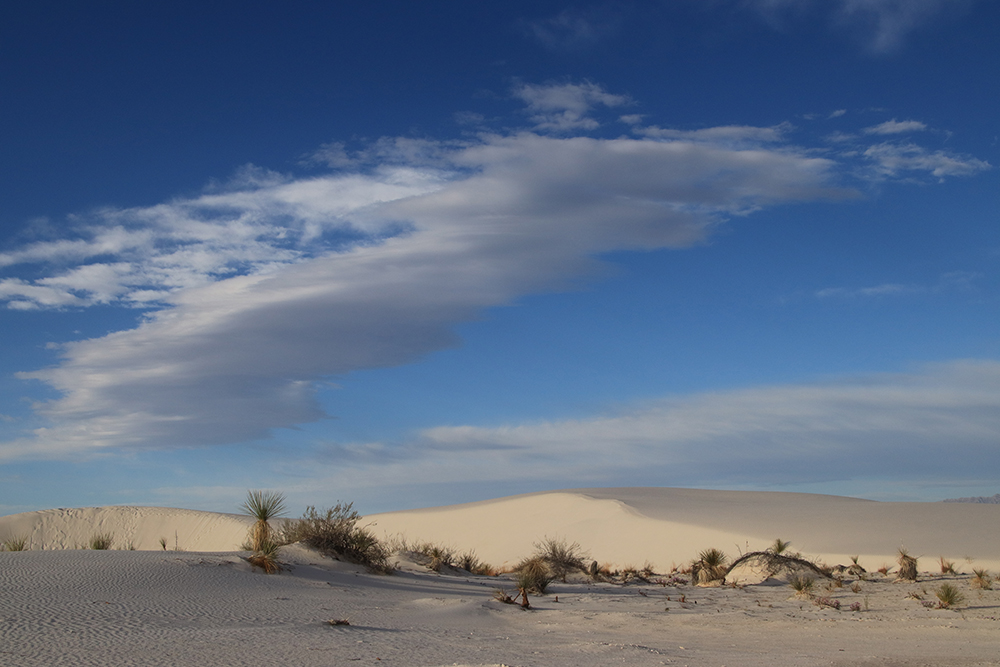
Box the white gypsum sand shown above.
[2,488,1000,667]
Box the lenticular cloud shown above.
[3,128,846,459]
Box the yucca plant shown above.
[770,538,791,555]
[515,556,553,594]
[971,568,992,590]
[935,582,965,609]
[240,490,287,552]
[693,548,728,584]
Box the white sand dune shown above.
[4,488,1000,666]
[367,487,1000,571]
[0,505,253,552]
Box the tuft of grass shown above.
[2,535,29,551]
[790,574,815,596]
[89,532,115,550]
[896,548,918,581]
[971,568,992,590]
[877,564,891,576]
[159,537,168,551]
[533,537,587,582]
[515,556,553,594]
[278,503,391,574]
[247,540,282,574]
[935,582,965,609]
[456,550,496,576]
[939,556,956,575]
[850,582,863,594]
[240,490,287,553]
[693,548,728,585]
[770,538,791,555]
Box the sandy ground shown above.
[2,488,1000,666]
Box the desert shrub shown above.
[692,548,728,585]
[935,583,965,609]
[240,490,287,553]
[533,537,587,581]
[849,601,862,612]
[2,535,28,551]
[972,568,992,590]
[279,503,391,573]
[456,550,495,575]
[89,532,115,550]
[850,581,862,593]
[790,574,815,596]
[247,540,282,574]
[897,549,918,581]
[814,596,840,610]
[877,564,891,576]
[515,556,553,594]
[939,556,956,575]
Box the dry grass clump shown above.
[790,574,815,597]
[935,582,965,609]
[939,556,956,575]
[279,503,391,574]
[89,532,115,550]
[692,548,728,585]
[2,535,29,551]
[247,540,282,574]
[971,568,992,590]
[896,548,918,581]
[533,537,587,581]
[456,550,496,576]
[515,556,553,594]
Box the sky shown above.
[1,0,998,516]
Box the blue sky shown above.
[1,0,998,515]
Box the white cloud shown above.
[522,8,620,51]
[829,109,848,118]
[0,120,846,460]
[635,123,792,147]
[743,0,976,52]
[863,119,928,135]
[513,81,631,132]
[311,360,1000,491]
[862,141,991,180]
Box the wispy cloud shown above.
[862,141,991,180]
[304,360,1000,493]
[742,0,978,52]
[513,81,631,132]
[814,271,982,300]
[521,7,621,51]
[0,84,988,462]
[863,119,928,135]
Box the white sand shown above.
[3,488,1000,666]
[367,487,1000,571]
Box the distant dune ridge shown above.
[942,493,1000,504]
[3,488,1000,573]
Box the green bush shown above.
[279,503,391,574]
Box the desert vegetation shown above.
[690,548,728,585]
[897,548,918,581]
[279,502,392,573]
[1,535,28,551]
[89,532,115,550]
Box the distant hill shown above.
[942,493,1000,504]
